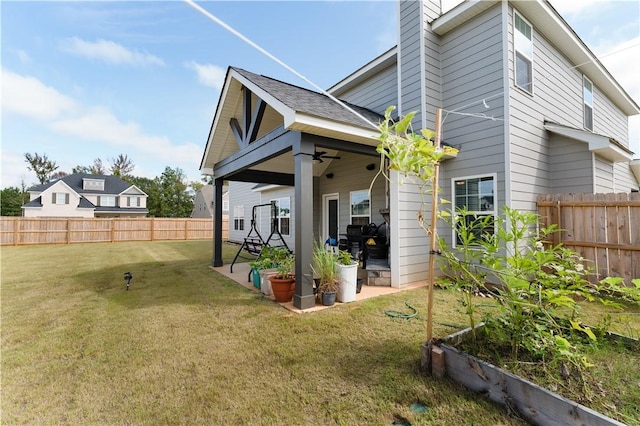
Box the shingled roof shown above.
[232,67,383,130]
[29,174,136,195]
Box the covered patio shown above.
[201,67,388,310]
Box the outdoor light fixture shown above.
[124,272,133,291]
[366,163,376,171]
[326,173,334,179]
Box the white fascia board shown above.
[328,47,397,96]
[200,70,234,171]
[289,112,380,143]
[432,0,499,34]
[118,185,148,197]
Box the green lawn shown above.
[1,240,527,425]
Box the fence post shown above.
[66,219,71,244]
[13,218,19,246]
[151,218,155,241]
[185,219,189,240]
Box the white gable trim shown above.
[118,185,148,197]
[41,180,79,198]
[328,47,397,96]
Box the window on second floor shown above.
[583,76,594,131]
[99,195,116,207]
[514,12,533,94]
[52,192,69,205]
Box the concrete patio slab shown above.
[212,261,426,313]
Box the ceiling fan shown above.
[309,151,341,163]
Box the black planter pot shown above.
[322,291,336,306]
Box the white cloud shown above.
[0,152,36,190]
[50,107,199,165]
[185,62,226,90]
[2,70,200,185]
[59,37,164,66]
[1,68,76,120]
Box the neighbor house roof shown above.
[29,173,140,195]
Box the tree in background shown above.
[24,153,59,184]
[126,170,195,217]
[0,187,29,216]
[125,176,161,216]
[49,171,69,181]
[73,158,106,175]
[109,154,135,177]
[154,167,193,218]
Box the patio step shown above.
[359,263,391,287]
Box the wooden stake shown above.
[426,108,442,342]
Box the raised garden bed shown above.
[422,326,637,426]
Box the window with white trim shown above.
[127,196,141,207]
[222,199,229,212]
[52,192,69,205]
[350,190,370,226]
[233,205,244,231]
[452,175,496,246]
[99,195,116,207]
[271,197,291,236]
[583,76,593,131]
[514,12,533,94]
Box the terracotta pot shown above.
[268,275,295,303]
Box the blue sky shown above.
[2,0,639,189]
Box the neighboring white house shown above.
[200,0,640,309]
[22,174,148,218]
[191,184,229,219]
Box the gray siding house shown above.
[200,0,639,309]
[191,184,229,219]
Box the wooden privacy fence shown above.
[0,217,228,246]
[537,193,640,285]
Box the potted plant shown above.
[335,249,358,303]
[267,250,295,303]
[312,243,340,306]
[250,246,290,297]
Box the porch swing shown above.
[229,202,290,276]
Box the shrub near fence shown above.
[0,217,228,246]
[537,192,640,286]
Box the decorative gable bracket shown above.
[229,86,267,149]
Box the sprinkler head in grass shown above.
[123,272,133,290]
